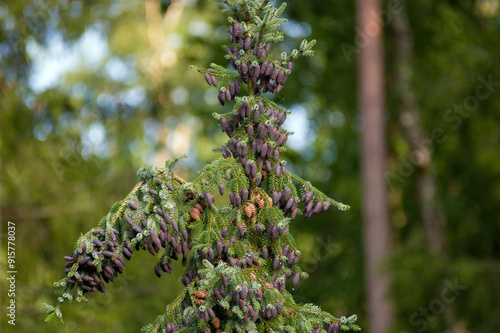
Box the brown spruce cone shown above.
[189,208,201,221]
[254,194,265,209]
[193,203,204,213]
[212,317,221,328]
[194,290,207,299]
[244,203,256,217]
[194,298,205,306]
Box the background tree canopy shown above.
[1,0,499,332]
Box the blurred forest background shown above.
[1,0,500,332]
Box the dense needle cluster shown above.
[46,1,359,332]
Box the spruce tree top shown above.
[46,0,360,332]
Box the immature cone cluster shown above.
[226,21,291,94]
[312,322,341,333]
[60,180,201,296]
[62,234,112,294]
[209,16,313,223]
[126,186,197,273]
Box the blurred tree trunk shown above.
[356,0,394,332]
[391,2,455,328]
[391,1,446,257]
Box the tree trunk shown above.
[391,1,454,328]
[390,0,446,257]
[356,0,394,332]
